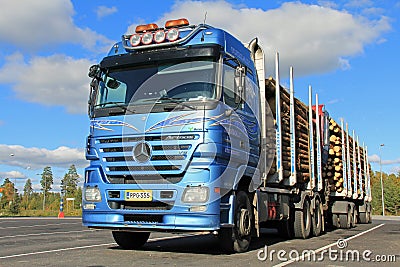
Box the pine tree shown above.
[23,179,33,196]
[21,179,33,210]
[40,166,54,210]
[61,165,79,198]
[40,166,54,193]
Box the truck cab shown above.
[83,18,264,252]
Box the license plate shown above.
[125,190,152,201]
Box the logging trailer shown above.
[82,18,372,252]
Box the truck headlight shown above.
[85,186,102,202]
[181,186,209,203]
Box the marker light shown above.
[166,28,179,42]
[129,34,141,46]
[141,32,153,45]
[165,18,189,29]
[135,23,159,33]
[154,30,166,43]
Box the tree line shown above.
[1,165,399,216]
[0,164,82,215]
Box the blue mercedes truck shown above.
[83,18,372,253]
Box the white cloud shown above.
[345,0,373,9]
[0,53,93,114]
[368,154,380,163]
[96,6,118,19]
[147,1,391,76]
[0,171,27,179]
[390,166,400,174]
[368,154,400,165]
[0,144,87,170]
[0,0,112,51]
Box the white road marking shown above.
[273,223,385,267]
[0,229,98,239]
[0,222,81,230]
[0,243,117,259]
[0,218,80,224]
[0,233,205,259]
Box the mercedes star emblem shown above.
[133,142,152,163]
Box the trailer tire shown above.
[351,209,357,227]
[219,191,252,253]
[359,212,368,223]
[277,217,294,239]
[294,199,311,239]
[112,231,150,250]
[312,199,323,237]
[332,214,339,228]
[367,210,372,223]
[339,211,351,229]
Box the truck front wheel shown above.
[112,231,150,250]
[219,191,253,253]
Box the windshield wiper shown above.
[158,97,196,110]
[94,101,136,114]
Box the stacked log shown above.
[265,78,314,184]
[323,118,345,192]
[323,118,367,196]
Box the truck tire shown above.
[277,217,294,239]
[112,231,150,250]
[312,199,323,237]
[332,213,339,228]
[367,210,372,223]
[219,191,252,253]
[294,199,311,239]
[351,209,357,227]
[359,212,368,223]
[339,210,351,229]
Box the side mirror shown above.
[234,66,245,104]
[88,64,100,78]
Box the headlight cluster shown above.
[181,186,209,203]
[85,187,102,202]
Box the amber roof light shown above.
[135,23,159,33]
[165,18,189,29]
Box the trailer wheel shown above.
[277,217,294,239]
[339,209,351,229]
[359,212,368,223]
[332,214,339,228]
[112,231,150,250]
[219,191,252,253]
[367,210,372,223]
[351,209,357,227]
[294,199,311,239]
[312,199,323,236]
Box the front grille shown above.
[105,155,186,162]
[99,134,196,144]
[108,165,181,172]
[107,174,184,184]
[124,214,164,224]
[122,201,172,210]
[97,134,200,184]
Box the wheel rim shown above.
[238,208,251,237]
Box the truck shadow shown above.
[109,228,314,255]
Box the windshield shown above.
[95,58,217,110]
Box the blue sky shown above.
[0,0,399,192]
